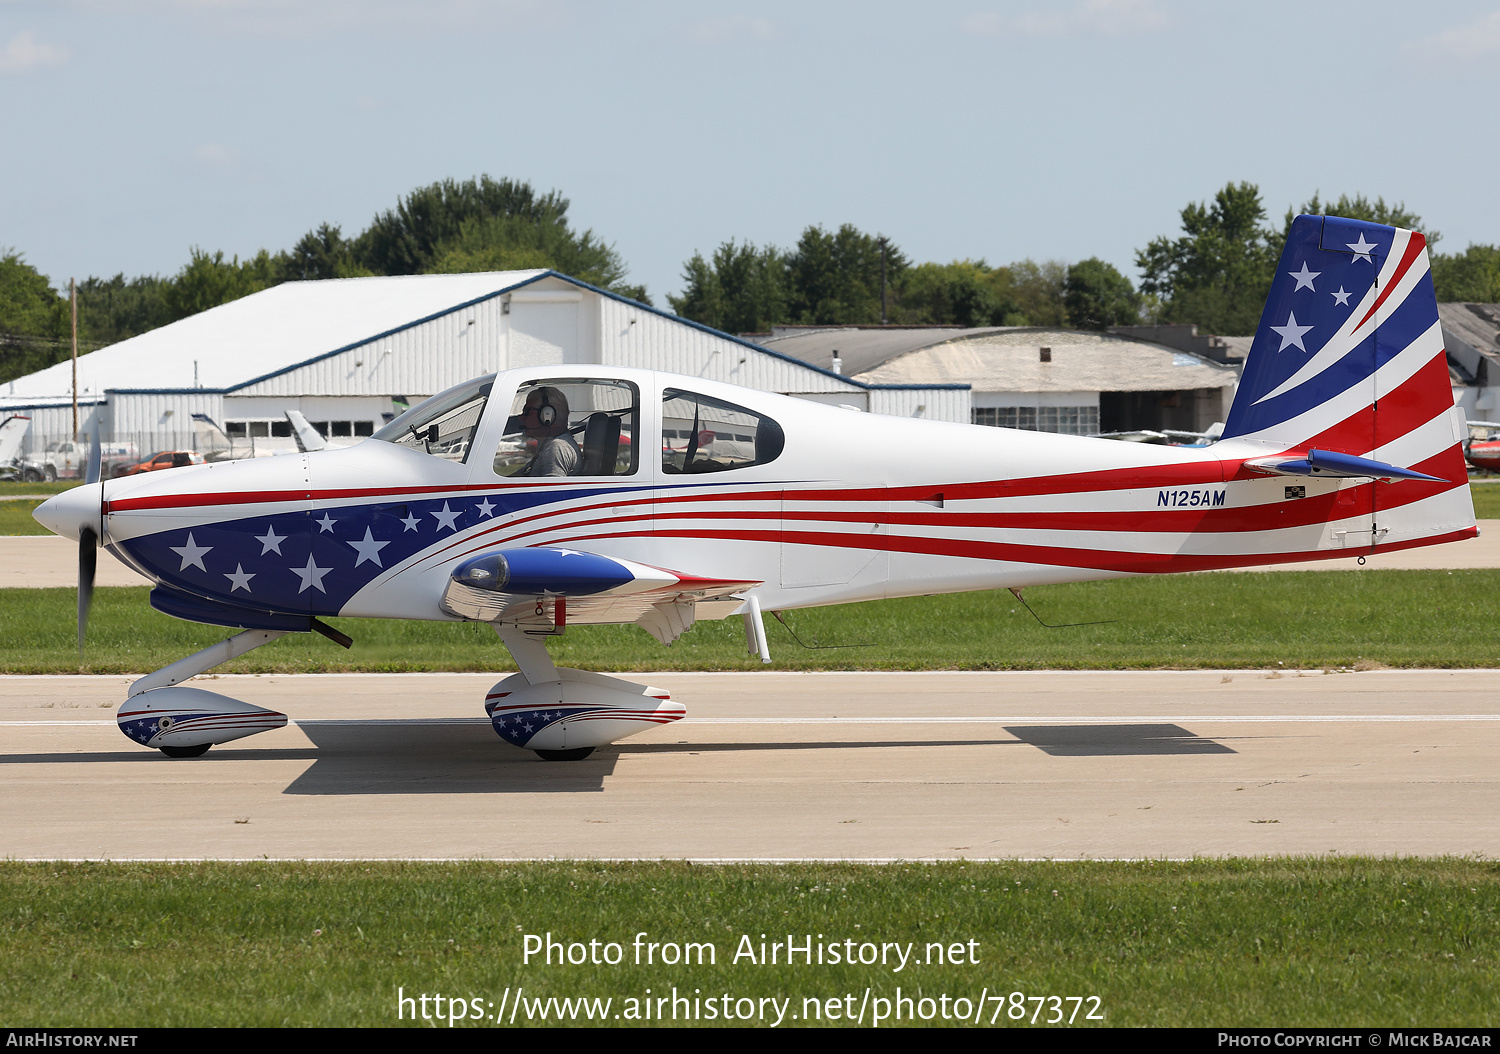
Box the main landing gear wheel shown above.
[534,747,595,762]
[159,743,211,758]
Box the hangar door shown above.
[508,291,584,368]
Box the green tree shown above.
[1007,259,1069,328]
[162,248,276,320]
[1431,244,1500,303]
[667,240,787,332]
[893,260,1019,327]
[282,223,359,281]
[785,224,906,325]
[354,175,646,300]
[0,251,69,382]
[1137,181,1278,335]
[424,211,641,299]
[1280,193,1434,247]
[356,176,566,275]
[76,274,174,346]
[1064,257,1141,329]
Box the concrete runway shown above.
[4,669,1499,861]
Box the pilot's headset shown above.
[534,387,557,427]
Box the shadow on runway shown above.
[0,722,1231,795]
[284,722,621,794]
[1003,723,1235,756]
[283,728,1026,795]
[621,739,1020,754]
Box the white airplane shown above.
[34,215,1476,761]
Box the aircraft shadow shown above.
[282,728,1024,795]
[284,721,620,794]
[621,739,1019,754]
[1003,723,1236,756]
[0,723,1230,794]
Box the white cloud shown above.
[681,14,782,46]
[1419,10,1500,61]
[65,0,566,38]
[962,0,1171,40]
[192,142,239,167]
[0,29,68,74]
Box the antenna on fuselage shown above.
[1007,587,1116,629]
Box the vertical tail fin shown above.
[1222,214,1473,549]
[1224,214,1458,459]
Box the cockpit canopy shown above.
[371,371,784,477]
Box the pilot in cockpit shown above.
[514,386,580,476]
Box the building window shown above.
[972,406,1099,435]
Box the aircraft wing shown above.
[439,547,760,644]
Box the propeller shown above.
[78,525,96,657]
[77,424,103,658]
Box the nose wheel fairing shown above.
[117,686,287,751]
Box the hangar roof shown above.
[754,325,1016,376]
[764,326,1238,392]
[3,270,548,401]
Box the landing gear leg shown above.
[120,628,293,757]
[489,624,683,761]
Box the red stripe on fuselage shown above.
[555,522,1477,575]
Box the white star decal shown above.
[255,525,287,555]
[169,532,212,572]
[1332,286,1352,307]
[1288,262,1320,291]
[475,498,497,518]
[400,512,421,532]
[348,527,391,568]
[1346,233,1377,263]
[1270,311,1313,353]
[224,564,255,593]
[289,555,333,593]
[316,512,338,533]
[431,502,461,532]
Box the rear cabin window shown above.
[661,389,783,473]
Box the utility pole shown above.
[879,237,888,325]
[70,278,78,442]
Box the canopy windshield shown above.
[370,375,494,463]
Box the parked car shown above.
[114,450,206,477]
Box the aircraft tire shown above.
[534,747,595,762]
[159,744,211,758]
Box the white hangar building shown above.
[0,271,969,464]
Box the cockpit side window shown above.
[661,389,784,473]
[493,379,639,478]
[370,375,493,464]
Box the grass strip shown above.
[4,569,1500,674]
[0,497,47,534]
[1,859,1496,1027]
[0,480,80,498]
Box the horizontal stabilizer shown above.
[1246,447,1443,482]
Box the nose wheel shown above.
[160,743,211,759]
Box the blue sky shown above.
[3,0,1497,305]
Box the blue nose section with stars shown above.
[111,485,652,618]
